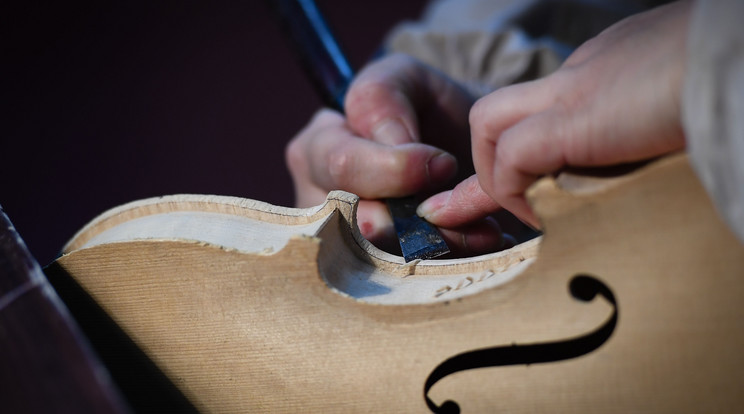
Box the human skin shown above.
[419,0,691,229]
[285,54,506,255]
[286,0,690,254]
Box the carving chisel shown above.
[269,0,450,261]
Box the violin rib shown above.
[62,190,540,305]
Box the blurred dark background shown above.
[3,0,428,266]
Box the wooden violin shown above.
[47,153,744,412]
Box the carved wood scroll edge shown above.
[62,192,348,254]
[61,155,688,281]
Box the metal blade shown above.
[387,197,450,262]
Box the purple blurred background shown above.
[3,1,428,265]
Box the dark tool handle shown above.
[268,0,353,111]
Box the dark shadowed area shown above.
[3,1,428,265]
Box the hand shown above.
[419,0,691,229]
[286,54,507,255]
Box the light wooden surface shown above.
[52,153,744,413]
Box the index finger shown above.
[417,175,501,228]
[344,54,423,145]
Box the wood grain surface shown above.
[51,154,744,413]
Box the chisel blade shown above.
[387,197,450,262]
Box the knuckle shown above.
[377,148,424,195]
[563,39,596,67]
[400,148,436,190]
[284,135,306,177]
[379,151,408,183]
[469,93,503,145]
[469,99,490,147]
[326,147,353,188]
[285,112,331,177]
[492,138,514,174]
[468,97,488,134]
[345,56,420,135]
[347,73,391,107]
[345,86,390,134]
[549,64,595,116]
[463,175,484,197]
[491,137,519,194]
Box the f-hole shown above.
[423,274,618,414]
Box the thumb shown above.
[417,175,501,228]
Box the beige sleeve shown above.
[683,0,744,243]
[383,0,645,96]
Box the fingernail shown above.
[426,152,457,185]
[372,118,413,145]
[417,191,451,220]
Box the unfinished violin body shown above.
[50,153,744,413]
